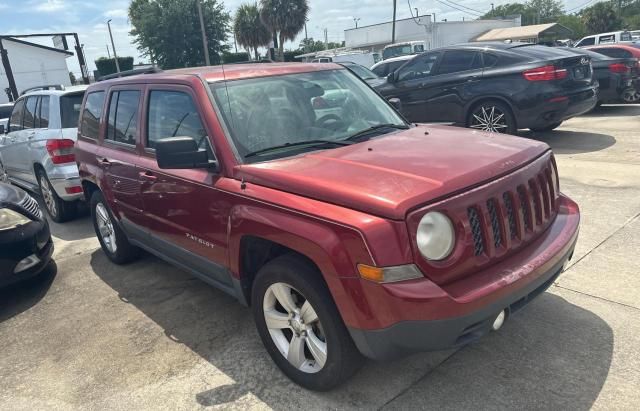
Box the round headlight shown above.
[416,212,455,261]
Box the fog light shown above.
[492,310,506,331]
[14,254,40,273]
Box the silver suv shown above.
[0,86,87,222]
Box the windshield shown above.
[345,63,379,80]
[210,69,405,162]
[60,93,84,128]
[383,45,412,60]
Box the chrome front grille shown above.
[19,194,43,219]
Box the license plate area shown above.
[573,66,588,79]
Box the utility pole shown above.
[196,0,210,66]
[491,3,494,12]
[324,28,328,50]
[392,0,397,43]
[353,17,360,28]
[73,33,90,84]
[107,19,121,73]
[106,44,111,58]
[0,38,18,101]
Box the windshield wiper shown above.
[244,139,353,158]
[343,123,409,142]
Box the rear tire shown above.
[530,122,563,132]
[466,100,517,135]
[36,168,77,223]
[90,190,140,264]
[251,253,363,391]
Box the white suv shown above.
[0,86,87,222]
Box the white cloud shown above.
[104,9,128,19]
[33,0,65,13]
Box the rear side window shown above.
[482,53,499,68]
[81,91,105,139]
[23,96,38,129]
[596,48,632,58]
[598,34,615,44]
[147,90,206,149]
[437,51,482,74]
[577,37,595,47]
[37,96,50,128]
[9,99,25,132]
[106,90,140,145]
[60,93,84,128]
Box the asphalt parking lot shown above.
[1,105,639,410]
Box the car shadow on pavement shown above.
[523,130,616,155]
[89,251,613,410]
[0,261,57,323]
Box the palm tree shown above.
[259,0,309,61]
[234,3,271,60]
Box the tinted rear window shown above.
[509,45,578,60]
[0,105,13,118]
[60,93,84,128]
[595,48,633,59]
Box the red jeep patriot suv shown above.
[76,63,579,391]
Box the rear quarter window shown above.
[60,93,85,128]
[80,91,105,139]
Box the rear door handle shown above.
[138,171,157,182]
[97,157,112,168]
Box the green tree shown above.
[581,2,623,34]
[557,14,586,39]
[299,38,325,52]
[482,3,535,25]
[129,0,230,69]
[94,57,135,76]
[234,3,271,60]
[482,0,564,25]
[259,0,309,61]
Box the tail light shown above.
[609,63,631,74]
[46,139,75,164]
[523,65,568,81]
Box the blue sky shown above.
[0,0,592,76]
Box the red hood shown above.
[235,125,549,220]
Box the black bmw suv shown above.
[0,183,53,286]
[375,42,598,134]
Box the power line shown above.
[566,0,599,13]
[434,0,484,17]
[439,0,487,14]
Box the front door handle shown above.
[97,157,112,168]
[138,171,157,182]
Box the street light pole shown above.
[196,0,211,66]
[353,17,360,28]
[107,19,120,73]
[392,0,397,44]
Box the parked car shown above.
[76,63,580,391]
[370,54,413,77]
[585,43,640,60]
[574,30,634,47]
[337,62,386,87]
[560,47,640,104]
[0,102,13,132]
[0,152,7,183]
[0,86,87,222]
[0,182,53,287]
[382,40,426,60]
[375,42,598,134]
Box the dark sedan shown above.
[561,47,639,104]
[337,62,387,87]
[375,42,598,134]
[0,183,53,287]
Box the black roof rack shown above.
[98,67,162,81]
[20,84,65,95]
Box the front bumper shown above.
[346,195,579,360]
[0,219,54,287]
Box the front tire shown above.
[36,168,77,223]
[530,121,563,132]
[252,254,363,391]
[466,101,517,135]
[90,190,140,264]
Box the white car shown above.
[574,30,634,47]
[370,54,414,78]
[0,103,13,133]
[0,86,87,222]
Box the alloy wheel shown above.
[263,282,327,373]
[95,202,117,253]
[622,88,640,104]
[469,105,509,133]
[39,175,57,217]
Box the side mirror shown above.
[155,137,218,171]
[388,98,402,112]
[386,72,396,83]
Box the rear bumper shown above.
[516,87,597,129]
[346,195,580,360]
[47,163,83,201]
